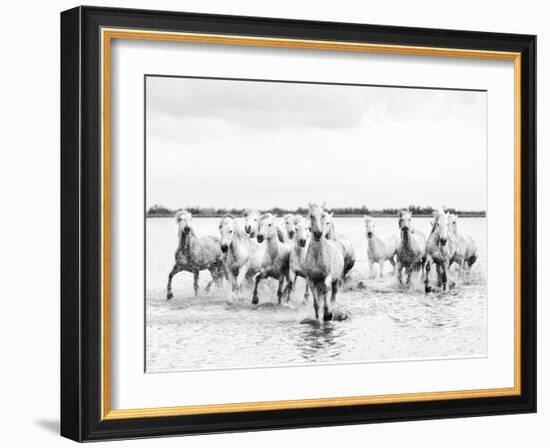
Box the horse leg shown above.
[303,276,310,303]
[277,275,285,304]
[226,269,237,295]
[330,279,339,304]
[285,272,295,303]
[389,255,396,276]
[424,259,432,293]
[214,265,224,289]
[205,276,214,293]
[206,264,222,292]
[323,277,333,321]
[369,259,375,279]
[442,261,448,291]
[379,261,384,279]
[462,259,469,277]
[436,264,442,287]
[467,255,477,274]
[192,270,200,296]
[420,256,428,280]
[307,279,320,321]
[166,265,183,300]
[397,261,403,286]
[406,266,413,287]
[235,264,248,299]
[252,270,267,304]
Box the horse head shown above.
[243,208,260,237]
[257,213,277,243]
[283,214,296,239]
[308,203,326,242]
[294,215,310,248]
[175,210,193,236]
[431,209,449,246]
[398,210,412,238]
[364,215,375,238]
[219,215,237,253]
[447,213,458,235]
[322,211,335,239]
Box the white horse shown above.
[364,215,398,278]
[219,215,262,298]
[166,210,224,299]
[304,204,344,321]
[287,214,311,302]
[424,209,453,292]
[323,211,355,278]
[448,213,478,276]
[252,213,292,304]
[396,210,426,287]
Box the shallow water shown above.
[146,217,487,372]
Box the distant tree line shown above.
[146,204,486,218]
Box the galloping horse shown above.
[219,215,262,298]
[252,213,292,304]
[166,210,224,300]
[448,213,478,275]
[323,211,356,278]
[287,214,310,302]
[364,215,398,278]
[424,209,453,292]
[304,204,344,321]
[396,210,426,287]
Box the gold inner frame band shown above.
[100,27,522,421]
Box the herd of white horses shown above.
[166,203,478,322]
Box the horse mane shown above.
[228,217,249,240]
[308,202,323,214]
[174,209,189,221]
[243,208,259,218]
[429,209,447,236]
[398,209,409,218]
[259,212,274,222]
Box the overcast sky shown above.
[146,76,486,211]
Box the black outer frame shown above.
[60,5,536,442]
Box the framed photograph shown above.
[60,6,536,442]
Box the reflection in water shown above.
[299,323,346,362]
[146,217,488,372]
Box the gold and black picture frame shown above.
[61,6,536,442]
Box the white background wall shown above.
[0,0,546,445]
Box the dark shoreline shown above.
[146,213,487,219]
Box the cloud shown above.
[146,76,486,210]
[148,77,373,131]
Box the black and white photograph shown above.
[145,76,487,372]
[54,3,538,443]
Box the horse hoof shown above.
[251,297,259,305]
[425,285,432,293]
[323,312,333,322]
[166,292,173,300]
